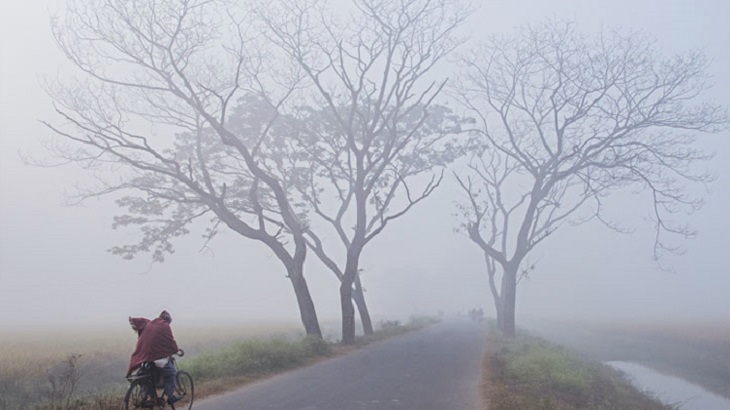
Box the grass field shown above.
[0,322,314,409]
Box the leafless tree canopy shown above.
[43,0,470,343]
[453,20,727,335]
[242,0,471,343]
[457,21,726,260]
[252,0,469,343]
[44,0,326,337]
[257,0,469,243]
[45,0,302,251]
[43,0,726,341]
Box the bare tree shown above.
[44,0,323,337]
[257,0,469,344]
[290,103,461,339]
[453,21,728,337]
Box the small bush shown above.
[47,354,82,403]
[301,336,332,357]
[407,316,440,327]
[379,320,401,330]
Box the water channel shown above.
[606,361,730,410]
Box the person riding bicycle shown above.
[127,310,182,405]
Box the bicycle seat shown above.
[127,362,156,382]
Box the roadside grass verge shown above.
[183,315,440,398]
[178,335,333,398]
[353,316,440,346]
[482,323,676,410]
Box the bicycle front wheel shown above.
[173,371,194,410]
[124,380,151,410]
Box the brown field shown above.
[0,322,304,409]
[0,318,410,409]
[521,318,730,400]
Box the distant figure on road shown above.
[127,310,181,405]
[468,308,484,322]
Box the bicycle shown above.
[124,351,194,410]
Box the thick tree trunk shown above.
[340,244,364,345]
[486,258,504,331]
[495,304,505,331]
[353,273,373,335]
[340,277,356,344]
[288,266,322,339]
[501,263,518,338]
[490,283,504,331]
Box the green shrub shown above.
[407,316,440,327]
[182,336,332,381]
[379,320,401,330]
[505,342,591,393]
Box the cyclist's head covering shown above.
[159,310,172,324]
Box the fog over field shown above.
[1,0,728,334]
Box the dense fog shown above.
[1,0,728,334]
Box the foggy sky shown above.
[1,0,728,333]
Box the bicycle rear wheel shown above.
[173,371,194,410]
[124,380,153,410]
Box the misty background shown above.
[1,0,728,332]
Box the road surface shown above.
[196,319,487,410]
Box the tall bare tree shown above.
[289,103,461,339]
[257,0,469,344]
[453,21,728,337]
[44,0,323,337]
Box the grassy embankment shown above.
[573,321,730,400]
[0,317,435,410]
[521,319,730,400]
[481,323,676,410]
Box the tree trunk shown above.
[501,263,518,337]
[340,245,363,345]
[340,277,356,344]
[353,273,373,335]
[495,305,505,331]
[491,284,504,332]
[288,266,322,339]
[486,257,504,331]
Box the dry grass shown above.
[0,322,304,410]
[593,320,730,346]
[0,318,432,410]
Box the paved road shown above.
[196,319,487,410]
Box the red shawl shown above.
[126,317,179,376]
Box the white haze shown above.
[1,0,728,333]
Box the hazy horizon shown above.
[1,0,729,334]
